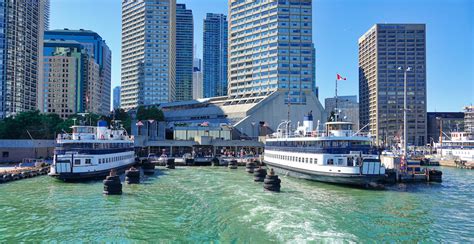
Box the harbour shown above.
[0,166,472,242]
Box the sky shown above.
[50,0,473,112]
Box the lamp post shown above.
[398,66,412,161]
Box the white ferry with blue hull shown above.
[49,120,135,181]
[264,113,386,187]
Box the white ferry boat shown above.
[264,113,386,187]
[437,132,474,163]
[49,120,135,181]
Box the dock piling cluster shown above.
[228,160,238,169]
[166,158,175,169]
[103,170,122,195]
[142,159,156,175]
[245,161,256,173]
[125,167,140,184]
[253,167,267,182]
[263,168,281,192]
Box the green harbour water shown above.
[0,166,473,242]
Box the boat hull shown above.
[49,162,137,182]
[265,161,385,187]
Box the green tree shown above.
[136,106,164,121]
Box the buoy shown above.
[166,158,175,169]
[263,168,281,192]
[125,166,140,184]
[245,161,256,173]
[142,158,155,175]
[253,167,267,182]
[103,170,122,195]
[228,159,238,169]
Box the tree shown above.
[136,106,164,121]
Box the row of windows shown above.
[266,152,319,164]
[266,140,371,148]
[98,154,132,165]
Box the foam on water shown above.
[0,166,473,242]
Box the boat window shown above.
[338,158,344,165]
[348,157,354,166]
[85,159,92,164]
[327,159,334,165]
[315,158,318,164]
[74,159,81,165]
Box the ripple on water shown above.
[0,166,473,242]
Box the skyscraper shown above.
[359,24,427,146]
[203,13,228,98]
[0,0,49,118]
[121,0,176,110]
[228,0,315,103]
[40,40,90,118]
[113,86,121,110]
[44,29,112,115]
[175,4,193,101]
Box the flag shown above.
[336,74,346,80]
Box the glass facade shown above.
[176,4,193,101]
[203,13,228,98]
[359,24,427,146]
[41,41,86,118]
[121,0,176,110]
[44,29,112,114]
[113,86,121,110]
[228,0,315,103]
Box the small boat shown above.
[49,120,135,181]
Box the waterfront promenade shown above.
[0,166,472,242]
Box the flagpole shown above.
[335,78,338,116]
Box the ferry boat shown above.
[264,113,386,187]
[437,132,474,163]
[49,120,135,181]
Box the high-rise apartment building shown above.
[121,0,176,110]
[175,4,193,101]
[113,86,121,110]
[40,40,88,119]
[44,29,112,115]
[359,24,427,146]
[40,38,106,118]
[228,0,315,103]
[0,0,49,118]
[203,13,228,98]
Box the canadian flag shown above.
[336,74,347,80]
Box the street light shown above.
[398,66,412,161]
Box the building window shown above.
[85,159,92,164]
[74,159,81,165]
[2,152,9,158]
